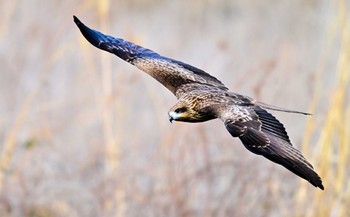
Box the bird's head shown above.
[168,100,197,123]
[168,100,212,123]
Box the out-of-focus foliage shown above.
[0,0,349,216]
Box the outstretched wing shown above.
[73,16,227,96]
[222,107,324,190]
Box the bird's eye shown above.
[175,107,187,113]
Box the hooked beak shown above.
[168,111,178,123]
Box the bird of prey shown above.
[73,16,324,190]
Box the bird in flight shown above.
[73,16,324,190]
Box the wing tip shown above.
[73,15,104,49]
[73,15,82,26]
[312,176,324,190]
[318,183,325,190]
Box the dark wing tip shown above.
[262,133,324,190]
[73,15,80,25]
[72,15,149,62]
[225,119,324,190]
[266,139,324,190]
[308,172,324,190]
[73,15,107,50]
[318,182,325,190]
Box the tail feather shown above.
[255,101,311,115]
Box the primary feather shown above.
[74,16,324,190]
[73,16,227,95]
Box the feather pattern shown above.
[74,16,324,190]
[74,16,227,95]
[223,107,323,189]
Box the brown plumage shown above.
[74,16,324,190]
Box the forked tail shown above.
[255,101,311,115]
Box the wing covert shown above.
[222,107,324,189]
[74,16,227,95]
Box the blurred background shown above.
[0,0,349,216]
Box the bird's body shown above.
[74,16,324,190]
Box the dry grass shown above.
[296,1,350,216]
[0,0,349,216]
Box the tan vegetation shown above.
[0,0,349,216]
